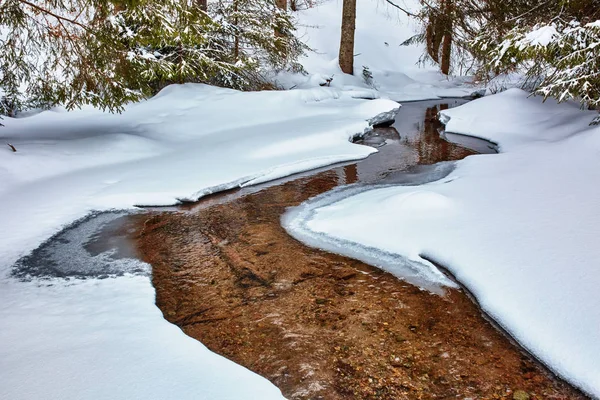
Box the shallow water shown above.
[129,102,581,399]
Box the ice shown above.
[284,89,600,397]
[0,209,286,400]
[282,162,461,294]
[0,84,399,274]
[12,211,150,280]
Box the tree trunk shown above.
[196,0,207,11]
[338,0,356,75]
[234,0,239,59]
[275,0,286,37]
[275,0,286,11]
[440,0,453,75]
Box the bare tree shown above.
[338,0,356,75]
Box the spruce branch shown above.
[17,0,88,30]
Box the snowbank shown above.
[0,83,398,270]
[284,89,600,397]
[0,83,398,399]
[279,0,481,101]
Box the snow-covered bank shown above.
[279,0,481,101]
[0,84,398,399]
[0,84,398,271]
[283,89,600,397]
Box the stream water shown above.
[11,100,585,400]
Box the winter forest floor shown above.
[113,102,583,399]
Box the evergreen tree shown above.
[473,0,600,108]
[403,0,600,107]
[0,0,305,114]
[210,0,306,81]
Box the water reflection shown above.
[159,100,494,216]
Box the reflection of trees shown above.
[343,164,358,185]
[418,104,473,164]
[217,102,477,220]
[240,169,342,219]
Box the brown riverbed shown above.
[132,102,586,399]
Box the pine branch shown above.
[18,0,89,30]
[383,0,416,17]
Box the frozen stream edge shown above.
[281,162,461,294]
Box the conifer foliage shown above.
[211,0,305,76]
[408,0,600,107]
[474,0,600,107]
[0,0,305,114]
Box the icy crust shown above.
[12,211,149,280]
[1,211,285,400]
[285,89,600,398]
[282,162,461,294]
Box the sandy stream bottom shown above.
[105,102,586,399]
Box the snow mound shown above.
[282,162,461,294]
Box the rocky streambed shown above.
[127,101,585,399]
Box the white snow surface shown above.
[0,83,398,399]
[522,25,560,47]
[284,89,600,398]
[278,0,481,101]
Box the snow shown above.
[522,25,559,47]
[0,84,398,267]
[278,0,482,101]
[1,277,282,400]
[0,83,398,399]
[437,88,593,151]
[283,89,600,398]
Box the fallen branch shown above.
[319,75,334,87]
